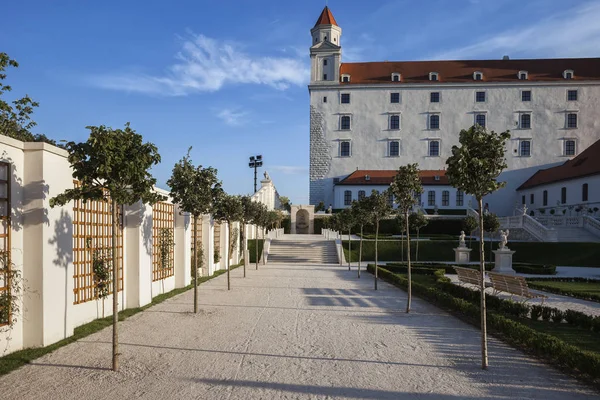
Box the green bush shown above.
[314,218,327,234]
[281,218,291,234]
[530,305,543,321]
[541,306,553,321]
[551,309,565,323]
[247,239,264,263]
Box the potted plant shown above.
[550,209,556,215]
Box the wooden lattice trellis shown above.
[72,182,123,305]
[191,215,203,268]
[0,162,11,326]
[152,202,175,281]
[214,222,221,261]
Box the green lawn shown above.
[344,240,600,267]
[527,280,600,302]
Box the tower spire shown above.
[314,6,338,27]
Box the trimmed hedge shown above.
[282,218,291,234]
[248,239,264,263]
[314,218,326,234]
[526,278,600,303]
[367,265,600,385]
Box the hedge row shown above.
[384,262,555,275]
[367,265,600,385]
[526,278,600,303]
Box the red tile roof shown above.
[339,58,600,84]
[518,139,600,190]
[337,170,449,186]
[314,6,338,27]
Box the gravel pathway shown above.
[1,263,598,399]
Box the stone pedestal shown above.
[454,247,472,263]
[492,248,516,274]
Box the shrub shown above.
[593,317,600,333]
[530,305,543,321]
[551,309,565,323]
[541,306,553,321]
[564,309,591,328]
[513,264,556,275]
[501,301,530,319]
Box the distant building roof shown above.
[336,170,449,186]
[518,139,600,190]
[339,58,600,84]
[314,6,338,27]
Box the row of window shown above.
[337,69,577,83]
[333,89,579,105]
[523,183,589,206]
[337,112,579,131]
[338,139,577,158]
[343,189,465,207]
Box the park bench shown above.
[454,266,486,287]
[488,272,548,304]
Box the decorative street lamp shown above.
[248,155,263,193]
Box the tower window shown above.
[568,90,578,101]
[341,93,350,104]
[522,90,531,102]
[430,92,440,103]
[475,114,486,128]
[567,113,578,128]
[520,113,531,129]
[390,93,400,103]
[323,96,327,103]
[340,115,351,130]
[389,141,400,157]
[340,141,351,157]
[429,114,440,130]
[429,141,440,157]
[475,91,486,102]
[389,115,400,130]
[323,59,328,66]
[564,140,576,156]
[323,74,327,80]
[520,140,531,157]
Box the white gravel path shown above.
[1,262,598,399]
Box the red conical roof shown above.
[314,6,338,27]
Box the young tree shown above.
[446,124,510,369]
[240,196,260,278]
[409,211,428,262]
[338,208,355,270]
[213,194,243,290]
[167,148,221,313]
[350,199,370,278]
[483,213,500,263]
[390,164,423,312]
[50,123,164,372]
[365,190,392,290]
[462,215,478,249]
[279,196,292,212]
[252,203,269,269]
[395,213,406,262]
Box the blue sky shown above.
[2,0,600,204]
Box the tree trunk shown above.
[261,228,265,266]
[401,231,404,262]
[111,199,119,372]
[227,221,231,291]
[416,229,420,262]
[374,220,379,290]
[358,225,363,278]
[348,229,351,270]
[255,226,259,270]
[489,232,493,263]
[406,211,412,313]
[478,197,489,370]
[243,223,247,278]
[193,214,198,314]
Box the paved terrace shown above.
[0,262,598,399]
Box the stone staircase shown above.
[267,235,338,264]
[554,228,600,243]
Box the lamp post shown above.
[248,155,263,193]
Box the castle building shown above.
[308,6,600,215]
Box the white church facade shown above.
[308,7,600,215]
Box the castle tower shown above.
[310,6,342,84]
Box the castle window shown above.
[323,59,328,66]
[518,71,529,80]
[429,72,439,81]
[429,114,440,130]
[392,73,401,82]
[520,140,531,157]
[430,92,440,103]
[344,190,352,206]
[583,183,589,202]
[564,140,576,156]
[522,90,531,102]
[563,69,574,79]
[429,140,440,157]
[341,74,351,83]
[561,187,567,204]
[543,190,548,206]
[520,113,531,129]
[530,193,535,204]
[567,113,578,128]
[456,191,464,206]
[442,191,450,206]
[389,115,400,130]
[340,141,351,157]
[390,93,400,103]
[568,90,578,101]
[341,93,350,104]
[389,140,400,157]
[340,115,351,130]
[475,91,486,102]
[473,71,483,81]
[428,191,436,206]
[323,96,327,103]
[475,113,486,128]
[323,74,327,80]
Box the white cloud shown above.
[89,33,310,96]
[216,109,248,126]
[433,2,600,60]
[270,165,308,175]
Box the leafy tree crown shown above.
[390,164,423,214]
[445,125,510,200]
[213,193,244,224]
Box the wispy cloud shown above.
[433,2,600,60]
[270,165,308,175]
[88,33,309,96]
[216,108,248,126]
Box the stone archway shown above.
[296,209,310,234]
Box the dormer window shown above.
[518,71,528,80]
[434,175,440,181]
[473,71,483,81]
[429,72,439,81]
[365,175,371,181]
[563,69,574,79]
[341,74,351,83]
[391,73,401,82]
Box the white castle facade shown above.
[308,7,600,216]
